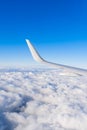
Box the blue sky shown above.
[0,0,87,68]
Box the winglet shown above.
[26,39,44,63]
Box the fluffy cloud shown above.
[0,68,87,130]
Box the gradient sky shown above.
[0,0,87,68]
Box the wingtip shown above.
[25,39,30,43]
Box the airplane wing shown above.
[26,39,87,74]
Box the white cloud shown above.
[0,68,87,130]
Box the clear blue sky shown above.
[0,0,87,68]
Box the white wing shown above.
[26,39,87,74]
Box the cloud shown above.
[0,68,87,130]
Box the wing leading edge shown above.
[26,39,87,74]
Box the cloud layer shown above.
[0,68,87,130]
